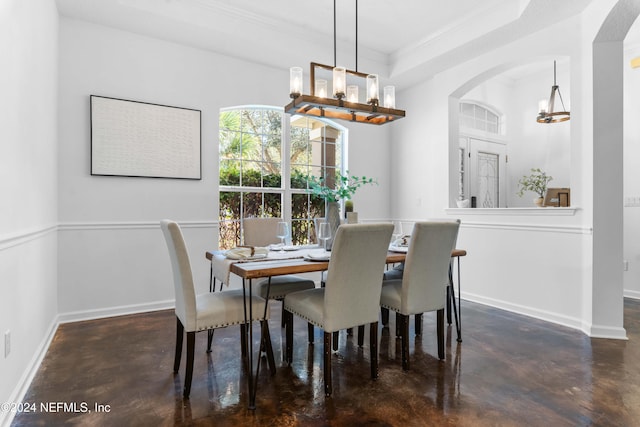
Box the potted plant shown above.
[517,168,553,207]
[307,172,377,247]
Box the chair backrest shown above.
[160,220,197,331]
[401,220,460,314]
[323,223,394,332]
[243,217,282,247]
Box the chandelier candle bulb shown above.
[290,66,302,98]
[538,99,547,114]
[347,85,359,103]
[383,86,395,109]
[333,67,346,99]
[316,79,328,98]
[367,74,379,104]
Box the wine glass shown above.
[318,222,331,254]
[276,221,289,252]
[392,220,402,245]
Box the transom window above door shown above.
[460,102,502,134]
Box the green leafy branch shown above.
[307,172,377,203]
[517,168,553,198]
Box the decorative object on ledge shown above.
[517,168,553,207]
[344,200,354,218]
[456,199,470,208]
[544,188,570,207]
[344,200,358,224]
[537,60,570,123]
[285,0,405,125]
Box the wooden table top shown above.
[206,248,466,280]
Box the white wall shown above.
[0,0,59,422]
[508,67,572,207]
[56,18,391,316]
[389,11,629,337]
[624,34,640,299]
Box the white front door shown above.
[468,138,507,208]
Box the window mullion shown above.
[281,111,292,223]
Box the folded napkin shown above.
[392,235,412,247]
[225,246,269,260]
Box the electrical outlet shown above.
[624,260,629,271]
[4,330,10,358]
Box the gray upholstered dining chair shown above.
[160,220,273,398]
[283,223,393,397]
[243,218,316,332]
[380,220,460,370]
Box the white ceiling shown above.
[55,0,596,88]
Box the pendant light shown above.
[537,60,570,123]
[285,0,405,125]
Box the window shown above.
[219,106,346,249]
[460,102,501,134]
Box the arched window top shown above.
[218,105,347,249]
[459,101,502,135]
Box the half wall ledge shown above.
[445,207,578,216]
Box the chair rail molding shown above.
[459,221,592,235]
[0,224,57,251]
[57,220,218,231]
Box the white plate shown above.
[304,254,331,262]
[389,245,408,253]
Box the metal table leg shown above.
[243,276,276,410]
[457,256,462,342]
[448,257,462,342]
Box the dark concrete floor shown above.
[11,299,640,426]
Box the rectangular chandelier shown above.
[285,62,406,126]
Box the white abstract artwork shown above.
[90,95,201,179]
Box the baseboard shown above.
[57,300,174,324]
[462,292,631,339]
[1,317,59,427]
[460,291,584,332]
[582,323,628,340]
[624,289,640,300]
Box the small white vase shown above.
[456,199,470,208]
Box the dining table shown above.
[204,244,466,409]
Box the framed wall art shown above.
[90,95,201,179]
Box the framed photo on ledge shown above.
[544,188,571,207]
[90,95,201,179]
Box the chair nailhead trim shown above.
[197,318,266,331]
[283,308,321,328]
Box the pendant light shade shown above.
[289,67,303,99]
